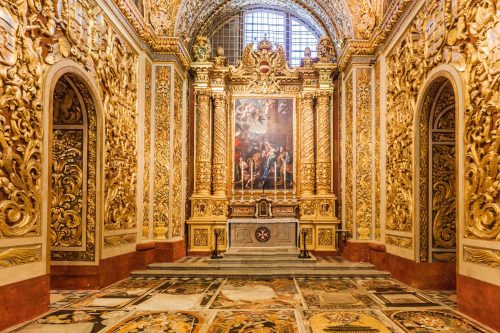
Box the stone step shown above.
[206,256,318,264]
[132,269,390,278]
[147,262,375,271]
[223,248,301,257]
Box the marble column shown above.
[300,92,316,195]
[212,92,228,196]
[316,90,332,194]
[195,89,212,195]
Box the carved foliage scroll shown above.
[345,75,354,236]
[51,74,97,262]
[153,66,171,238]
[51,77,85,248]
[385,0,499,244]
[143,60,152,237]
[356,68,372,240]
[171,72,184,237]
[0,0,138,257]
[0,0,42,239]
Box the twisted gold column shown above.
[316,91,332,194]
[195,90,212,195]
[212,92,228,196]
[300,92,316,195]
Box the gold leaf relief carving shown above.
[386,235,413,249]
[356,68,372,240]
[0,0,138,251]
[0,1,41,239]
[432,144,456,249]
[316,91,332,194]
[318,229,334,246]
[50,129,84,247]
[171,72,184,237]
[212,91,228,196]
[193,229,208,247]
[153,66,171,238]
[104,233,137,247]
[0,245,42,268]
[51,75,97,262]
[143,60,152,238]
[345,76,354,236]
[194,90,212,194]
[385,0,499,242]
[463,246,500,268]
[53,78,83,125]
[300,93,315,195]
[374,62,381,240]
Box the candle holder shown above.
[299,229,311,259]
[211,229,223,259]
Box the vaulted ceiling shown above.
[146,0,382,45]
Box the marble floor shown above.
[7,276,492,333]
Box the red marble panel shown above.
[0,274,50,331]
[457,274,500,332]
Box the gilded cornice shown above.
[109,0,191,69]
[338,0,415,70]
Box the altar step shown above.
[131,250,390,278]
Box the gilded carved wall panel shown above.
[344,75,354,236]
[374,61,381,240]
[51,129,84,248]
[463,246,500,269]
[0,245,42,268]
[384,0,499,264]
[143,60,152,238]
[51,74,97,262]
[355,68,372,240]
[0,0,138,265]
[153,66,171,239]
[171,72,184,238]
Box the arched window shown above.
[209,8,322,67]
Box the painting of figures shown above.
[233,97,294,191]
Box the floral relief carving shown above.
[356,68,372,240]
[0,0,138,263]
[50,129,84,247]
[385,0,499,245]
[153,66,171,239]
[344,75,354,236]
[143,60,152,238]
[171,72,184,237]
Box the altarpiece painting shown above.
[233,97,294,191]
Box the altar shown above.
[187,37,340,254]
[228,218,299,249]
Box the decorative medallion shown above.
[255,227,271,242]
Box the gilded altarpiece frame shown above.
[188,37,340,253]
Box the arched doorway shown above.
[418,78,457,266]
[49,73,98,263]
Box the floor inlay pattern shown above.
[8,277,493,333]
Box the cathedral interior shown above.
[0,0,498,331]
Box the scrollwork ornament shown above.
[317,36,335,63]
[192,35,211,63]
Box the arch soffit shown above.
[174,0,355,47]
